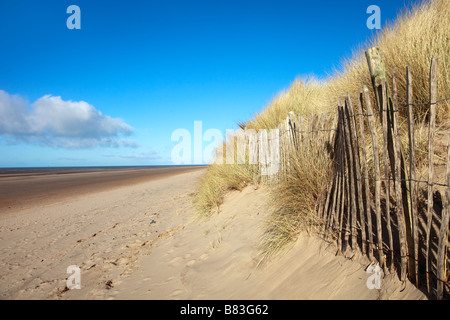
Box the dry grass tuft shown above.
[260,140,333,259]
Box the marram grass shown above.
[194,0,450,258]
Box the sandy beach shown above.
[0,166,205,215]
[0,167,426,300]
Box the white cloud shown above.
[0,90,136,148]
[0,90,30,135]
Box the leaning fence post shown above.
[357,91,374,261]
[346,94,366,254]
[363,86,385,269]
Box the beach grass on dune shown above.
[195,0,450,258]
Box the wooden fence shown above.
[260,55,449,299]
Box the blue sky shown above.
[0,0,413,167]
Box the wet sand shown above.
[0,166,206,214]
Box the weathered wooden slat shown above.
[335,143,344,234]
[335,110,345,253]
[363,86,385,268]
[316,109,330,219]
[284,116,292,174]
[347,94,367,255]
[298,114,306,145]
[284,118,291,178]
[335,107,346,252]
[329,107,344,231]
[381,80,394,272]
[425,58,438,294]
[357,91,374,261]
[338,152,347,254]
[334,110,345,230]
[343,132,352,254]
[391,72,409,281]
[436,138,450,300]
[406,66,419,285]
[343,102,358,252]
[259,129,268,183]
[271,126,281,185]
[337,141,346,250]
[276,123,282,182]
[321,111,338,223]
[336,107,346,244]
[328,165,340,230]
[248,128,258,166]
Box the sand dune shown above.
[0,169,426,299]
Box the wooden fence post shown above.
[381,80,394,272]
[343,101,358,252]
[425,58,438,294]
[299,115,306,145]
[276,122,283,182]
[358,91,374,261]
[332,112,344,247]
[391,71,409,282]
[436,138,450,300]
[322,111,339,226]
[259,129,268,183]
[346,94,367,254]
[328,107,344,232]
[363,86,385,269]
[406,66,419,285]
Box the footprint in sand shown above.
[170,289,183,297]
[169,257,182,266]
[186,260,195,267]
[199,253,208,261]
